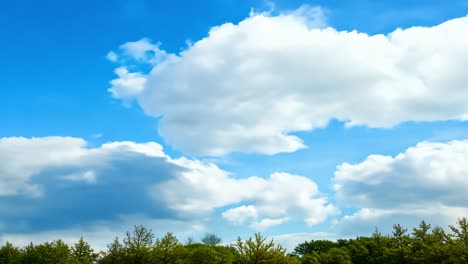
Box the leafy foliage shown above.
[293,217,468,264]
[201,233,222,246]
[0,218,467,263]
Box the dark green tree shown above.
[293,240,337,257]
[383,224,411,264]
[98,237,125,264]
[201,233,222,246]
[410,220,432,263]
[0,242,22,264]
[71,237,98,264]
[448,217,468,263]
[21,240,71,264]
[318,247,352,264]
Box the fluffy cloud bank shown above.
[154,169,338,229]
[108,7,468,156]
[0,137,333,236]
[333,140,468,234]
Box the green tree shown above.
[201,233,222,246]
[319,247,352,264]
[0,242,22,264]
[293,240,337,257]
[448,217,468,263]
[21,240,71,264]
[382,224,411,264]
[410,220,432,263]
[425,226,450,264]
[450,217,468,245]
[346,237,371,264]
[152,232,184,264]
[234,233,295,264]
[182,243,235,264]
[123,225,154,264]
[71,237,98,264]
[300,251,320,264]
[19,243,38,264]
[49,239,72,264]
[98,237,125,264]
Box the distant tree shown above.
[345,237,371,264]
[425,226,450,263]
[183,243,234,264]
[152,232,184,264]
[319,247,352,264]
[214,245,237,264]
[234,233,296,264]
[2,217,468,264]
[293,240,337,257]
[201,233,222,246]
[22,240,71,264]
[410,220,432,263]
[383,224,410,264]
[412,220,431,243]
[185,236,195,245]
[0,242,22,264]
[98,237,125,264]
[71,237,98,264]
[448,217,468,263]
[300,251,320,264]
[368,227,389,264]
[50,239,72,264]
[123,225,154,264]
[450,217,468,245]
[19,243,38,264]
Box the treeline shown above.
[292,217,468,264]
[0,217,467,264]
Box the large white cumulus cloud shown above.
[108,7,468,156]
[0,137,334,235]
[333,140,468,234]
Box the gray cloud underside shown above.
[0,137,335,235]
[334,139,468,235]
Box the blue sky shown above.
[1,0,468,250]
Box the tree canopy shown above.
[0,217,467,263]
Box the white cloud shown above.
[107,38,169,66]
[250,217,289,230]
[151,159,266,215]
[0,137,216,245]
[0,137,176,200]
[154,171,338,229]
[283,5,327,28]
[106,51,118,62]
[0,137,333,235]
[90,133,103,139]
[108,67,147,102]
[0,137,87,196]
[120,38,168,65]
[333,140,468,235]
[63,170,97,184]
[222,205,259,225]
[108,8,468,156]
